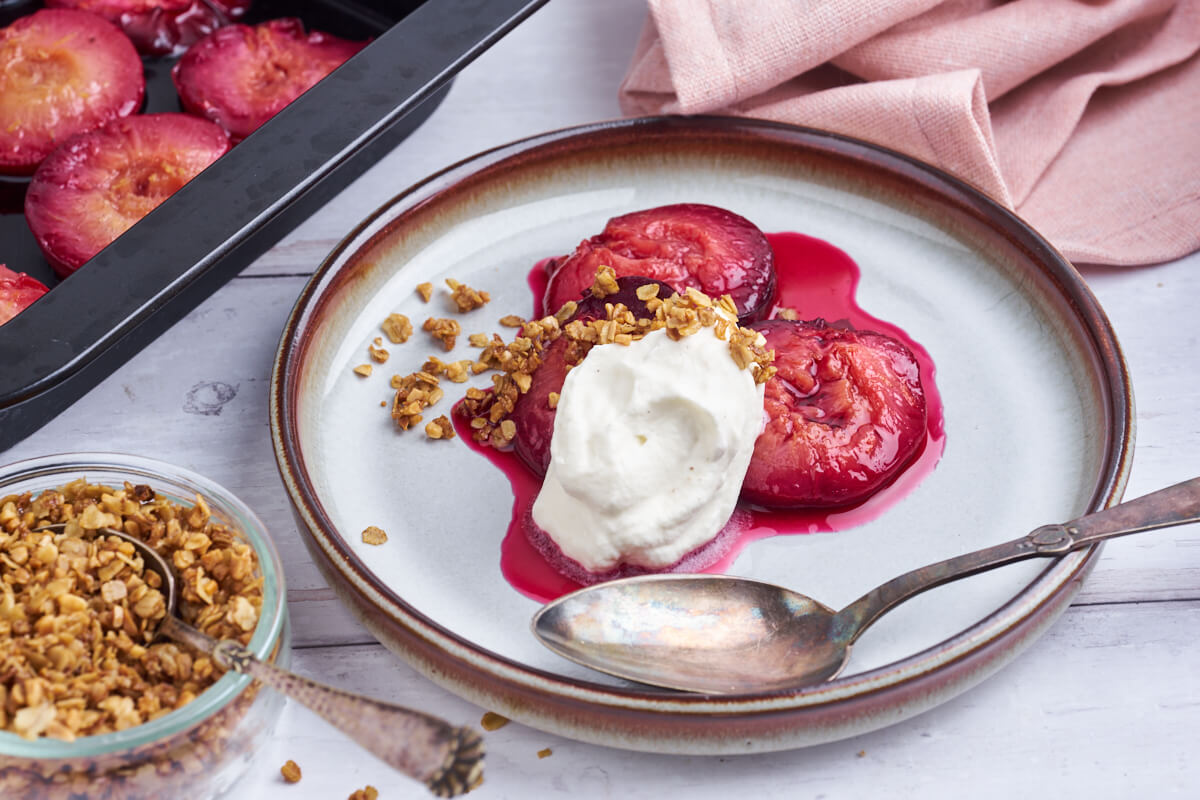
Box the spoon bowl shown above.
[533,476,1200,694]
[535,575,844,693]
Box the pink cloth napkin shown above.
[620,0,1200,266]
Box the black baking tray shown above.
[0,0,546,451]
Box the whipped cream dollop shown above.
[531,326,766,572]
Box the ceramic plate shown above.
[270,117,1132,753]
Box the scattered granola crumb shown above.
[389,370,444,430]
[537,748,552,759]
[280,760,302,783]
[776,307,799,321]
[424,415,456,440]
[857,750,866,758]
[382,313,413,344]
[353,364,373,378]
[468,332,490,347]
[498,314,525,328]
[446,278,491,312]
[480,711,509,731]
[423,317,461,351]
[348,786,379,800]
[368,340,389,363]
[361,526,388,546]
[416,282,433,302]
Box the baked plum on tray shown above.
[25,113,231,276]
[0,9,144,175]
[172,18,368,142]
[742,319,927,509]
[511,276,674,476]
[0,266,50,326]
[542,204,776,322]
[46,0,252,56]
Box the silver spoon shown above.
[532,476,1200,694]
[39,524,482,797]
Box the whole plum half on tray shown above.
[24,113,231,276]
[542,204,777,322]
[46,0,252,56]
[0,266,50,326]
[510,276,675,476]
[741,319,928,509]
[172,18,368,142]
[0,8,144,176]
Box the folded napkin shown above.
[620,0,1200,266]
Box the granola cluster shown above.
[458,267,775,448]
[0,479,262,742]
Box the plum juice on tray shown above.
[453,204,945,603]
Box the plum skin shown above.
[542,203,776,322]
[741,319,928,509]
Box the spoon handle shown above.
[162,617,483,798]
[834,476,1200,645]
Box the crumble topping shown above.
[423,317,461,351]
[280,759,302,783]
[424,415,456,440]
[389,370,444,430]
[457,266,775,448]
[368,338,389,363]
[360,527,388,546]
[445,278,490,312]
[480,711,509,731]
[415,282,433,303]
[381,313,413,344]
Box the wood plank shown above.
[237,600,1200,798]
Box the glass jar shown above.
[0,453,290,800]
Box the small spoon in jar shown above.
[532,476,1200,694]
[38,523,481,798]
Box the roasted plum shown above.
[510,276,674,476]
[542,204,776,322]
[742,319,927,508]
[25,113,231,276]
[172,18,368,142]
[46,0,252,56]
[0,265,50,326]
[0,9,144,175]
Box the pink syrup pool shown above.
[453,232,946,603]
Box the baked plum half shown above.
[46,0,252,56]
[172,18,368,142]
[542,204,776,322]
[511,276,674,476]
[0,9,144,175]
[742,319,927,508]
[0,266,50,326]
[25,113,231,276]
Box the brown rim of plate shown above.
[269,115,1133,750]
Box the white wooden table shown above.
[6,1,1199,797]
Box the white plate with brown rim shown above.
[269,116,1132,754]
